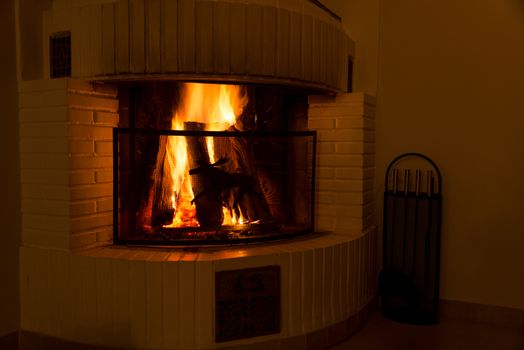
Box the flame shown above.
[222,207,247,226]
[160,82,248,227]
[175,83,246,129]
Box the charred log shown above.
[150,135,175,227]
[185,122,224,227]
[212,129,274,223]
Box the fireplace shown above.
[115,82,316,245]
[18,1,378,349]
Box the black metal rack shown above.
[379,153,442,324]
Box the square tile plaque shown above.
[215,265,281,342]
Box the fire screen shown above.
[114,128,316,245]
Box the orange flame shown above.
[161,83,248,227]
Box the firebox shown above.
[115,82,316,245]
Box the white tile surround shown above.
[19,78,118,251]
[19,78,377,349]
[44,0,353,91]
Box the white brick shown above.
[308,118,334,129]
[317,179,367,192]
[71,184,112,200]
[316,142,335,154]
[23,214,70,232]
[22,229,69,250]
[69,141,95,154]
[317,154,374,167]
[21,154,69,170]
[317,167,334,179]
[317,129,374,142]
[335,142,375,155]
[335,191,374,205]
[70,171,96,185]
[315,192,334,204]
[19,106,68,123]
[335,142,363,154]
[335,117,363,129]
[22,199,69,216]
[69,125,113,140]
[361,179,374,193]
[67,79,94,94]
[20,78,68,92]
[93,83,118,97]
[334,192,363,205]
[67,80,117,97]
[308,95,335,105]
[315,216,335,231]
[317,204,365,218]
[96,198,113,212]
[335,167,374,180]
[336,215,374,231]
[70,201,97,216]
[363,203,374,218]
[335,217,365,231]
[70,156,112,169]
[69,109,94,124]
[21,139,68,154]
[95,170,113,183]
[335,117,375,130]
[68,94,118,112]
[96,228,113,243]
[308,104,373,118]
[95,111,119,126]
[22,184,70,201]
[20,123,68,138]
[95,141,113,155]
[70,212,113,233]
[334,92,375,105]
[70,232,97,249]
[19,90,68,108]
[21,170,69,185]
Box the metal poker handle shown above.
[404,169,410,195]
[393,168,398,193]
[415,169,421,196]
[426,170,433,196]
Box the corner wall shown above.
[326,0,524,310]
[376,0,524,309]
[0,0,21,338]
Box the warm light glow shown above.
[160,82,248,227]
[221,206,250,226]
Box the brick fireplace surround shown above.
[18,1,378,349]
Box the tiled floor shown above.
[331,313,524,350]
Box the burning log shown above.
[150,135,175,227]
[212,127,274,224]
[184,122,224,227]
[189,158,256,214]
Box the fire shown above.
[160,82,248,227]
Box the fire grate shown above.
[49,31,71,78]
[215,266,280,342]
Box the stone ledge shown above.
[81,229,375,263]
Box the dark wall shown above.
[0,0,21,337]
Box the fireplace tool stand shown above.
[379,153,442,324]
